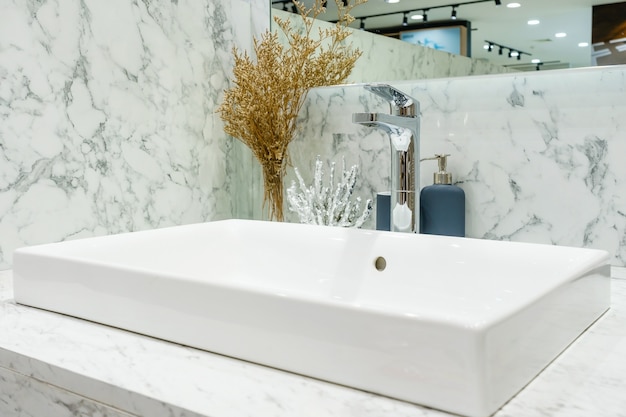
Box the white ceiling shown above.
[275,0,622,71]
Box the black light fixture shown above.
[487,40,531,60]
[319,0,508,27]
[402,13,408,26]
[325,0,506,31]
[360,18,366,30]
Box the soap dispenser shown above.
[420,154,465,237]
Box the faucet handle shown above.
[364,83,418,117]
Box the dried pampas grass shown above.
[217,0,366,221]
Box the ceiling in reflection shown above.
[273,0,622,70]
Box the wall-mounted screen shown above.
[400,25,469,56]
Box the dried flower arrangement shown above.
[217,0,366,221]
[287,157,372,228]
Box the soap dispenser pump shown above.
[420,154,465,237]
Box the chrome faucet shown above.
[352,84,420,233]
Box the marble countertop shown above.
[1,268,626,417]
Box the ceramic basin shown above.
[13,219,610,417]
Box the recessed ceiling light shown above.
[385,0,400,3]
[531,58,541,64]
[555,32,567,38]
[507,2,521,8]
[410,13,423,20]
[578,42,589,47]
[527,19,540,25]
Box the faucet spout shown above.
[352,85,420,233]
[363,84,417,117]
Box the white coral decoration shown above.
[287,156,372,228]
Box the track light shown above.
[485,40,530,60]
[360,18,365,30]
[330,0,506,31]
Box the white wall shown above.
[0,0,269,269]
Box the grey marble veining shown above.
[0,365,136,417]
[0,0,268,269]
[288,66,626,265]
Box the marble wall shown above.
[0,0,269,269]
[3,1,624,270]
[288,66,626,266]
[273,9,515,83]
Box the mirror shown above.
[271,0,624,79]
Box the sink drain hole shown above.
[374,256,387,271]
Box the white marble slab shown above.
[288,66,626,266]
[0,364,136,417]
[1,269,626,417]
[0,0,269,269]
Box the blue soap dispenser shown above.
[420,154,465,237]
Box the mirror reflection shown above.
[271,0,626,77]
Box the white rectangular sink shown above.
[13,219,610,417]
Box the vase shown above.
[260,157,286,222]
